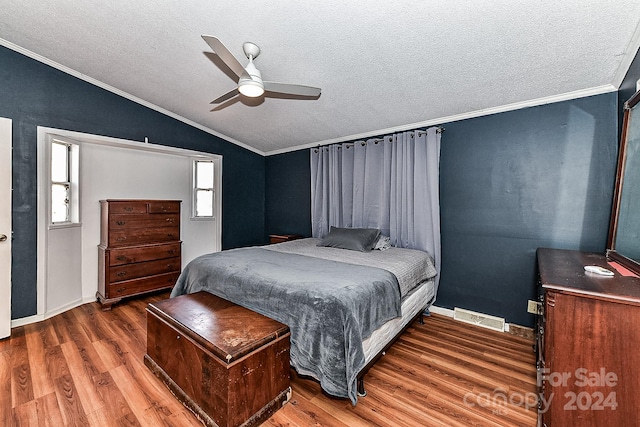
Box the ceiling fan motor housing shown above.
[238,59,264,97]
[244,60,262,82]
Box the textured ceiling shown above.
[1,1,639,155]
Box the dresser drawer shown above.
[107,201,148,214]
[109,226,180,247]
[148,201,180,214]
[109,243,181,266]
[109,213,179,230]
[109,257,181,282]
[108,272,179,297]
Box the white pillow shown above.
[374,235,392,251]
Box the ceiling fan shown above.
[202,35,322,104]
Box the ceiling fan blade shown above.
[202,35,246,79]
[210,95,242,112]
[210,88,239,104]
[263,81,321,97]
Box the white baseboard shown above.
[11,296,95,328]
[428,305,454,317]
[428,305,534,338]
[11,314,45,328]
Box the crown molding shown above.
[266,84,617,156]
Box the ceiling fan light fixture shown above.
[238,79,264,97]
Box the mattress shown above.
[362,279,436,362]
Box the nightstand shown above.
[269,234,303,244]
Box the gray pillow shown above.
[318,227,381,252]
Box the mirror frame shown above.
[607,88,640,275]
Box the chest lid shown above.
[147,291,290,363]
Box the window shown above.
[50,138,79,225]
[194,160,214,218]
[51,141,71,223]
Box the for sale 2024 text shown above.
[539,367,618,412]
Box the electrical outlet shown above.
[527,300,542,314]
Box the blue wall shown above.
[0,46,266,319]
[266,93,619,327]
[439,94,617,326]
[265,149,312,238]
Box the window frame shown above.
[50,141,71,224]
[48,136,80,228]
[192,158,216,220]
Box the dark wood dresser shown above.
[537,248,640,426]
[97,199,181,309]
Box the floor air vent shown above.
[453,307,505,332]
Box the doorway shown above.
[0,118,11,339]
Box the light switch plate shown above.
[527,300,542,314]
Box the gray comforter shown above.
[171,240,436,404]
[266,238,437,298]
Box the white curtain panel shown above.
[311,127,441,284]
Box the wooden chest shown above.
[145,291,291,427]
[97,199,182,309]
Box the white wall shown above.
[36,128,221,319]
[80,143,217,301]
[47,226,83,312]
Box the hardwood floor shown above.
[1,292,538,426]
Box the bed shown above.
[170,235,437,405]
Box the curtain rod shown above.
[313,126,444,151]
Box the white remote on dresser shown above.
[584,265,614,276]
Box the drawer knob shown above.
[168,249,176,254]
[116,272,127,277]
[116,287,126,293]
[116,221,126,226]
[116,256,127,261]
[166,218,174,223]
[124,207,134,212]
[116,237,126,242]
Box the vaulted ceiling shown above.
[1,1,639,155]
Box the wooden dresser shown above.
[536,248,640,426]
[97,199,181,309]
